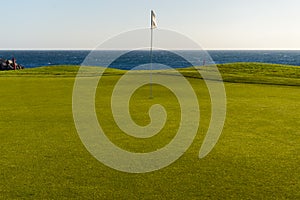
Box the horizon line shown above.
[1,48,300,51]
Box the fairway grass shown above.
[0,63,299,199]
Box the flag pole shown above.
[150,23,153,99]
[149,10,157,99]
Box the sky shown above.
[2,0,300,50]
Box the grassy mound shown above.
[1,62,299,85]
[218,62,299,85]
[180,62,300,86]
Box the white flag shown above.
[151,10,157,29]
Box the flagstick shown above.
[149,27,154,99]
[149,10,156,99]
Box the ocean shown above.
[1,50,300,69]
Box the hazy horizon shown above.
[2,48,300,51]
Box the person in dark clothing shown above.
[12,57,16,70]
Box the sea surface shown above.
[1,50,300,69]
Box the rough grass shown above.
[0,63,299,199]
[180,62,300,86]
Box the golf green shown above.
[0,63,299,199]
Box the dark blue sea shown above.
[1,50,300,69]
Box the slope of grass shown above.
[0,63,299,199]
[1,62,299,86]
[218,62,299,85]
[180,62,300,86]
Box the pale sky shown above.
[2,0,300,50]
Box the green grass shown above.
[0,63,299,199]
[181,62,300,86]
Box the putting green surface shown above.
[0,63,299,199]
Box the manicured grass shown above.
[0,63,299,199]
